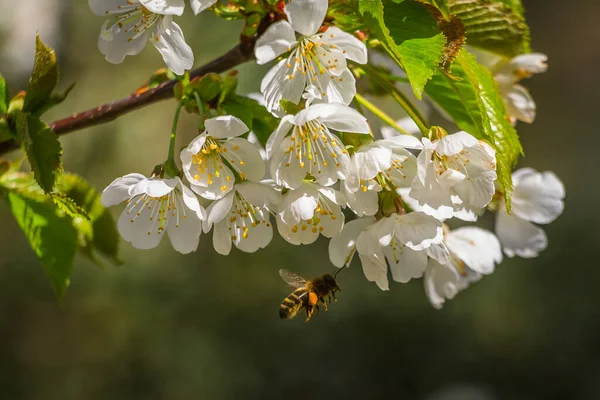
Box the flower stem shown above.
[193,92,207,131]
[165,100,185,178]
[354,93,410,136]
[359,64,430,136]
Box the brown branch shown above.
[0,40,256,155]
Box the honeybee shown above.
[278,269,341,322]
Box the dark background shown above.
[1,1,599,399]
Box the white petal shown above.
[359,252,389,291]
[321,27,367,64]
[188,159,235,200]
[234,215,273,252]
[317,199,345,238]
[178,180,207,220]
[385,245,427,283]
[261,59,306,113]
[255,21,297,65]
[315,68,356,105]
[296,103,370,133]
[378,135,423,151]
[427,242,449,264]
[166,205,202,254]
[205,115,249,139]
[265,115,294,159]
[222,138,265,182]
[435,131,478,156]
[190,0,217,15]
[269,137,305,189]
[276,214,318,245]
[117,198,164,250]
[354,146,392,181]
[278,183,319,225]
[345,184,378,217]
[424,259,461,310]
[511,169,565,224]
[508,53,548,75]
[98,21,149,64]
[393,212,443,251]
[496,207,547,258]
[152,18,193,75]
[235,182,277,207]
[316,186,346,206]
[504,84,536,124]
[446,227,502,275]
[284,0,328,36]
[213,220,233,255]
[328,217,375,267]
[101,173,146,206]
[140,0,185,15]
[205,191,235,230]
[133,177,177,197]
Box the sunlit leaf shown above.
[23,35,59,115]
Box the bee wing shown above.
[279,269,307,288]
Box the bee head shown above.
[323,274,341,292]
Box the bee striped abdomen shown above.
[279,287,307,319]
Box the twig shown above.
[0,40,256,155]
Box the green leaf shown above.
[57,173,122,264]
[425,49,522,209]
[359,0,447,99]
[218,71,239,105]
[0,179,77,300]
[0,73,7,114]
[448,0,530,58]
[23,35,59,115]
[189,73,223,103]
[51,192,90,220]
[57,173,122,265]
[14,111,63,193]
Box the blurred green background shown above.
[1,1,599,399]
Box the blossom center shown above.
[282,120,347,177]
[125,190,187,235]
[434,151,471,180]
[113,4,160,42]
[227,192,271,241]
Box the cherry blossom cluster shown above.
[95,0,565,309]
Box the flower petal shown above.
[297,103,370,133]
[328,217,374,267]
[278,183,319,225]
[266,115,294,159]
[178,179,207,220]
[424,259,461,309]
[204,190,235,231]
[511,168,565,224]
[151,18,193,75]
[276,214,319,245]
[393,212,443,251]
[101,173,147,206]
[284,0,328,36]
[496,207,547,258]
[98,21,149,64]
[261,59,306,113]
[140,0,185,15]
[315,68,356,105]
[166,206,202,254]
[385,245,427,283]
[234,214,273,252]
[190,0,217,15]
[221,138,265,182]
[504,84,536,124]
[321,27,367,64]
[213,220,233,255]
[359,252,389,291]
[205,115,249,139]
[235,182,277,208]
[133,177,177,198]
[435,131,478,156]
[255,21,297,65]
[89,0,135,16]
[117,198,164,250]
[446,227,502,275]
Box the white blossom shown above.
[353,212,444,290]
[410,131,496,220]
[101,173,206,254]
[493,53,547,124]
[202,181,277,255]
[424,227,502,309]
[89,0,194,75]
[495,168,565,258]
[267,103,369,189]
[276,182,346,245]
[181,116,265,200]
[255,0,368,113]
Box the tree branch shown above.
[0,40,256,155]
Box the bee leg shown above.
[320,297,328,311]
[305,305,313,322]
[315,304,320,315]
